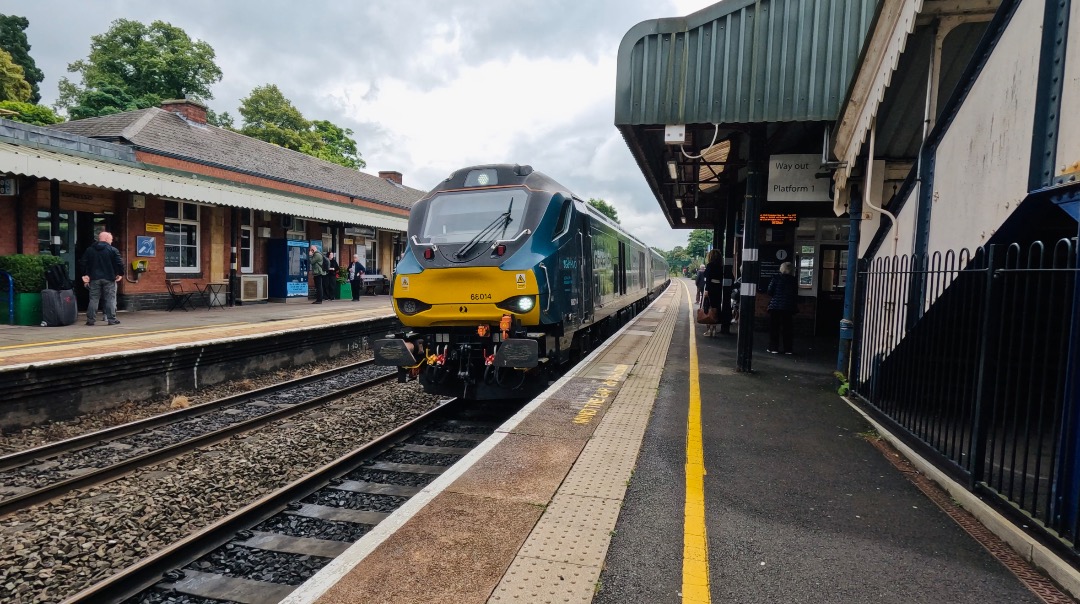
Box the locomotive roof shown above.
[430,164,568,195]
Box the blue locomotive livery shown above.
[373,164,668,399]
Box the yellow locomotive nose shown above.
[393,266,539,327]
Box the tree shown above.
[238,84,310,150]
[0,15,43,104]
[0,100,62,125]
[588,198,620,223]
[58,19,222,118]
[686,229,712,259]
[663,246,692,274]
[206,107,235,129]
[307,119,365,169]
[0,48,30,102]
[238,84,365,170]
[67,84,142,120]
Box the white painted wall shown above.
[927,0,1043,256]
[1058,2,1080,174]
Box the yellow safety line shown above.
[0,323,248,350]
[681,280,711,603]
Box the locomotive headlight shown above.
[396,298,431,316]
[496,295,535,314]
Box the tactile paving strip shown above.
[489,557,596,604]
[559,435,641,500]
[489,285,683,603]
[516,493,622,566]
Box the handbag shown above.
[696,298,719,325]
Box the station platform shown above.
[3,280,1077,602]
[0,294,394,369]
[284,279,1078,604]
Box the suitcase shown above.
[40,289,78,327]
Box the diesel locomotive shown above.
[373,164,669,399]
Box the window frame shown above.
[164,200,201,274]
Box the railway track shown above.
[62,397,518,604]
[0,360,395,518]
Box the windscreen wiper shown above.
[456,197,514,259]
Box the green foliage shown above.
[238,84,364,170]
[59,19,222,118]
[587,198,619,223]
[0,48,30,102]
[206,107,235,129]
[686,229,712,259]
[0,100,62,125]
[67,84,153,120]
[663,245,692,273]
[0,254,64,293]
[308,119,365,169]
[833,371,850,396]
[0,15,43,104]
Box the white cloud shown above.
[18,0,722,251]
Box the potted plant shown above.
[0,254,64,326]
[337,265,351,300]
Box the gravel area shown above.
[0,350,372,455]
[0,378,441,604]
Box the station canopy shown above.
[615,0,877,228]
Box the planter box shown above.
[339,283,352,299]
[0,292,42,326]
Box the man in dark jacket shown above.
[766,261,799,354]
[308,245,326,304]
[80,231,124,325]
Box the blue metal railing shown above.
[0,270,12,325]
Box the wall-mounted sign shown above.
[145,223,164,233]
[760,213,798,225]
[345,226,376,239]
[136,236,156,257]
[767,154,831,202]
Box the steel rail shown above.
[0,362,395,518]
[0,359,379,473]
[60,397,461,604]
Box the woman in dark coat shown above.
[701,249,725,336]
[766,261,798,353]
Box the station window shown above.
[286,217,307,241]
[165,200,200,273]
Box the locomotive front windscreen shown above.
[420,189,531,244]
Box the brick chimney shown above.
[379,171,403,185]
[161,99,208,124]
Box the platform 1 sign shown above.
[768,154,831,202]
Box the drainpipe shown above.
[837,190,862,376]
[50,180,61,256]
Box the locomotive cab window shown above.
[420,189,531,244]
[553,199,573,240]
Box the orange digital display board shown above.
[759,213,798,226]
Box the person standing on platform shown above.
[701,249,724,337]
[348,254,366,301]
[309,245,326,304]
[326,251,339,301]
[766,261,799,354]
[695,264,706,304]
[80,231,124,325]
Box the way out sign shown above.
[767,154,831,202]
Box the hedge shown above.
[0,254,67,293]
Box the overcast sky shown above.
[14,0,716,250]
